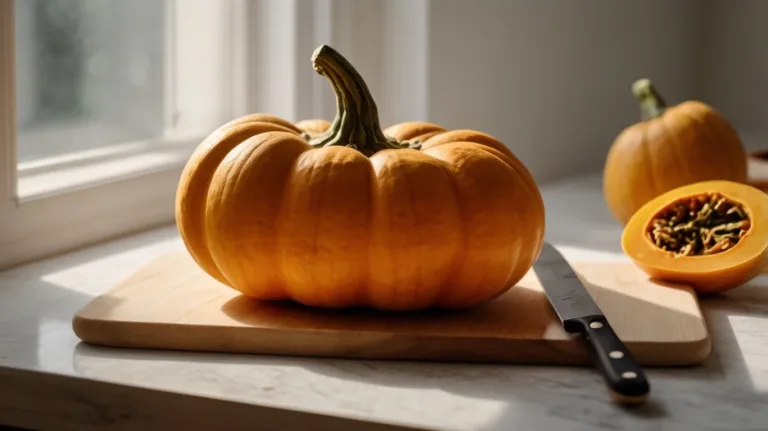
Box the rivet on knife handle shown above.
[576,316,650,404]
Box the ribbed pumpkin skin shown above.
[176,45,546,311]
[176,117,545,311]
[604,81,747,225]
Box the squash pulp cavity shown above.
[623,180,768,294]
[646,192,750,257]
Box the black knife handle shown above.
[573,316,650,405]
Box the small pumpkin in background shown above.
[175,45,546,312]
[603,79,748,225]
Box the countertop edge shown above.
[0,365,426,431]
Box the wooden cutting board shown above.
[73,251,711,366]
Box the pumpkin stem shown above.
[309,45,406,156]
[632,78,667,121]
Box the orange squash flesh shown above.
[622,180,768,294]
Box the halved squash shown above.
[622,180,768,294]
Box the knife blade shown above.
[533,242,650,404]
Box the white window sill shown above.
[0,171,765,431]
[17,133,201,201]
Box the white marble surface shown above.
[2,172,768,430]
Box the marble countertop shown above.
[2,172,767,431]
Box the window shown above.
[18,0,186,198]
[16,0,168,166]
[0,0,415,270]
[0,0,255,270]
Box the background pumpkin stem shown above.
[632,78,667,121]
[309,45,404,156]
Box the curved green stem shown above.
[309,45,404,156]
[632,78,667,121]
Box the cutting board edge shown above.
[71,313,713,367]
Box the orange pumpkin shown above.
[623,180,768,294]
[295,119,332,138]
[604,79,748,225]
[175,45,546,311]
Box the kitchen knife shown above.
[533,242,650,404]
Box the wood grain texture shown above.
[72,251,711,366]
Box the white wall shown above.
[424,0,702,182]
[699,0,768,152]
[308,0,762,183]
